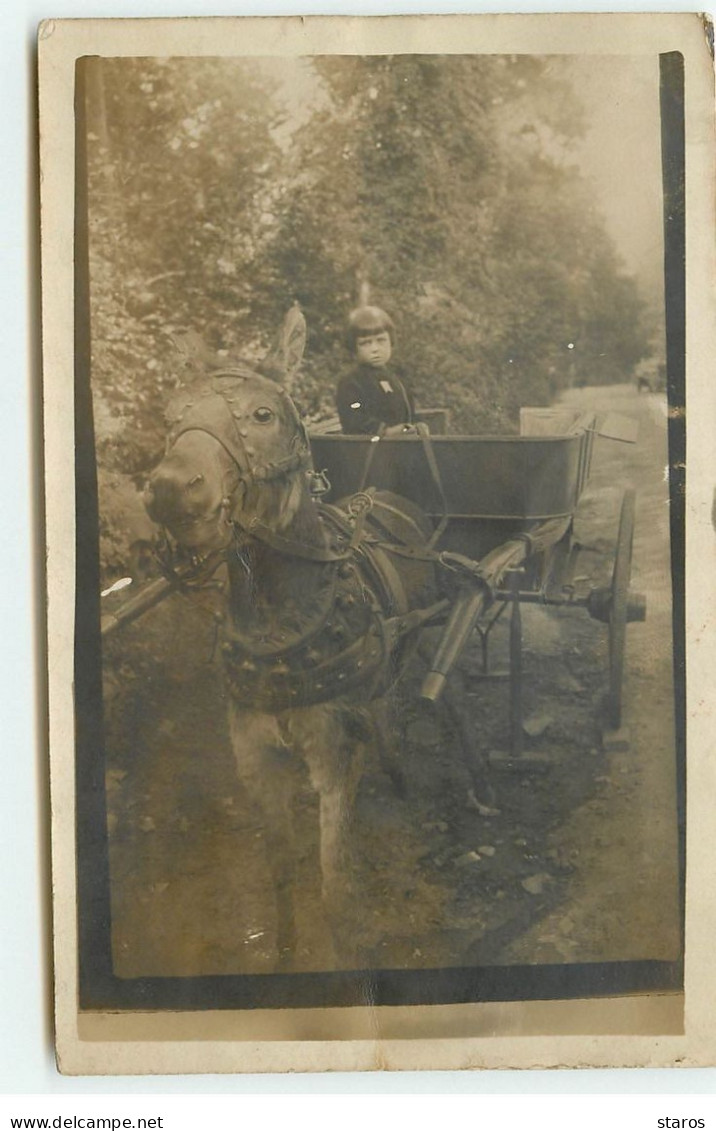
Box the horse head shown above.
[145,368,314,547]
[144,311,314,560]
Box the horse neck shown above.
[227,475,332,629]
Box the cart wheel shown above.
[607,488,636,729]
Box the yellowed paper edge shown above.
[38,11,716,1075]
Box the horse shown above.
[143,324,491,969]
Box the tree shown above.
[86,56,284,461]
[85,57,285,577]
[266,55,650,428]
[85,53,651,577]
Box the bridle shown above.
[153,371,488,708]
[162,367,344,565]
[166,368,314,490]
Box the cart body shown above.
[310,408,641,734]
[310,409,596,563]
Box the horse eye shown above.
[253,407,274,424]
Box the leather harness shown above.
[160,372,450,712]
[166,368,314,487]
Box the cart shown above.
[309,407,646,747]
[102,404,645,749]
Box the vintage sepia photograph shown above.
[38,14,716,1073]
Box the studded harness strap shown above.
[166,368,314,488]
[162,371,442,712]
[221,493,439,713]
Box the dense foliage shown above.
[85,54,651,575]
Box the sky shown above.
[566,55,665,320]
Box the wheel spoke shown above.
[607,488,636,728]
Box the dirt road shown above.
[103,382,681,980]
[502,384,680,965]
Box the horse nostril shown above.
[145,474,183,523]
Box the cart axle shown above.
[585,586,647,625]
[493,585,647,625]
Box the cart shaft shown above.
[100,575,178,636]
[421,587,491,701]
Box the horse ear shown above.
[257,304,306,388]
[169,329,216,380]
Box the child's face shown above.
[355,331,392,369]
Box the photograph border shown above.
[39,12,715,1074]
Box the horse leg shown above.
[358,696,407,799]
[289,704,363,969]
[414,630,496,808]
[341,698,406,797]
[440,670,498,810]
[228,708,299,967]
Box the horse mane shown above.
[242,471,314,535]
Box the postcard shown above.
[38,13,715,1073]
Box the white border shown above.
[5,0,715,1092]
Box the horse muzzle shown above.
[144,473,230,552]
[144,474,183,526]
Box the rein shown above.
[356,422,450,550]
[159,371,494,709]
[231,512,351,563]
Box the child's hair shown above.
[346,305,396,348]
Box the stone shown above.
[522,712,553,738]
[489,749,555,771]
[465,789,500,816]
[521,872,551,895]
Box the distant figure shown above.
[336,305,416,435]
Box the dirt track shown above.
[103,383,681,978]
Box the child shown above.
[336,305,415,435]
